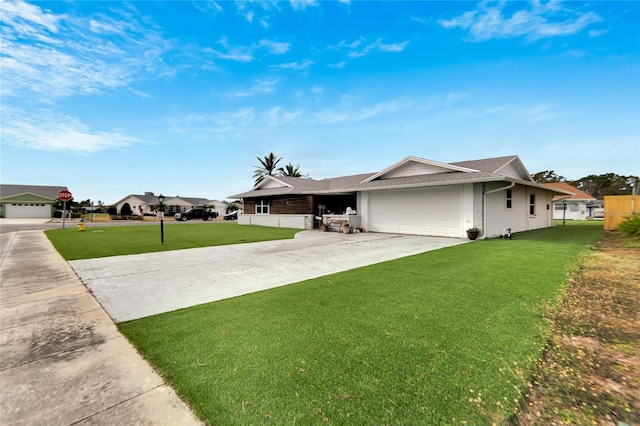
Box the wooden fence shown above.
[604,195,640,230]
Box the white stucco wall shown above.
[238,214,313,229]
[484,183,553,237]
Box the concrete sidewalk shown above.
[70,231,467,322]
[0,231,202,425]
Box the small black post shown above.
[158,194,165,245]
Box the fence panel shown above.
[604,195,639,230]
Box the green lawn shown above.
[45,222,299,260]
[117,223,603,425]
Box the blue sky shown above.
[1,0,638,204]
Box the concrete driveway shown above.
[70,231,467,322]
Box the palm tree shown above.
[278,162,304,178]
[253,152,282,185]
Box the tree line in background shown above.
[531,170,639,199]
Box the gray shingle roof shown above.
[450,155,519,174]
[0,184,69,200]
[229,155,527,198]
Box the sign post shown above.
[58,190,73,229]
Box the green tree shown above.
[571,173,639,199]
[253,152,282,185]
[278,162,305,178]
[531,170,566,183]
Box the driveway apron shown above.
[0,231,202,426]
[70,231,467,323]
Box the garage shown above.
[368,186,463,237]
[4,203,52,218]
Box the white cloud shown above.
[169,108,257,137]
[1,106,139,152]
[290,0,318,11]
[331,37,410,58]
[266,107,304,128]
[228,78,278,97]
[328,61,347,69]
[439,1,602,41]
[259,39,291,54]
[1,0,60,33]
[411,16,430,25]
[0,0,174,99]
[128,88,154,98]
[191,1,223,14]
[207,37,291,62]
[314,98,416,124]
[167,105,305,140]
[276,59,314,71]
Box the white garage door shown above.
[5,203,52,218]
[369,186,462,237]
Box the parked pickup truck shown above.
[174,208,219,221]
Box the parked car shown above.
[174,208,219,221]
[223,211,239,221]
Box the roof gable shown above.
[0,184,68,200]
[257,176,293,189]
[451,156,532,181]
[362,157,478,183]
[0,193,57,203]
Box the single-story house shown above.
[113,192,228,217]
[0,184,68,218]
[229,155,572,239]
[542,182,597,221]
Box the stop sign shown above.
[58,190,73,201]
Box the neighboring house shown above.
[542,182,597,221]
[113,192,228,216]
[0,184,68,218]
[230,155,572,239]
[204,200,230,217]
[113,192,162,216]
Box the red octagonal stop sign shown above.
[58,190,73,201]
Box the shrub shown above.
[618,213,640,237]
[107,206,117,215]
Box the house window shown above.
[506,189,513,209]
[256,199,269,215]
[529,194,536,216]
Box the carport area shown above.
[70,231,467,322]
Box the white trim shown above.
[361,156,479,184]
[253,175,293,190]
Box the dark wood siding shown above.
[244,200,256,213]
[243,195,313,214]
[271,195,313,214]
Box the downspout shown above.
[480,181,516,239]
